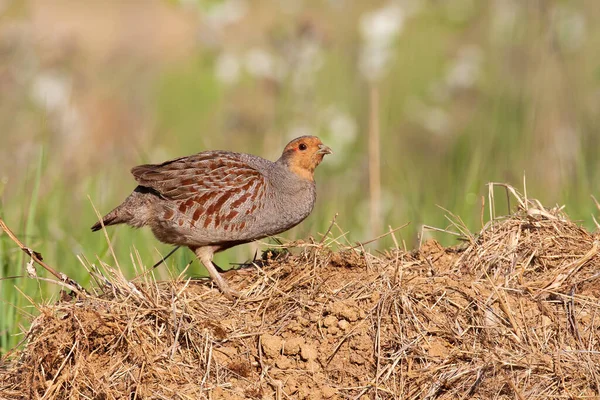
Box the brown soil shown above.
[2,198,600,399]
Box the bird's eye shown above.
[299,143,307,151]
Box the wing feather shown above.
[131,151,268,232]
[131,151,264,201]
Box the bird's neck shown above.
[275,155,315,182]
[269,160,316,194]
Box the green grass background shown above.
[1,0,599,353]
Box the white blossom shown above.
[445,46,482,90]
[31,72,85,141]
[552,5,586,51]
[215,52,241,85]
[245,48,285,80]
[206,0,247,28]
[359,2,405,81]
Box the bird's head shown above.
[280,136,332,181]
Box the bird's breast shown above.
[262,183,316,235]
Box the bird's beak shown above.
[317,144,333,155]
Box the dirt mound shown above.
[2,191,600,399]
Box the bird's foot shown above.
[193,246,243,301]
[219,285,242,301]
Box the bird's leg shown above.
[192,246,241,300]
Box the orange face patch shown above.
[282,136,332,181]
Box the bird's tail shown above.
[91,186,156,232]
[91,207,126,232]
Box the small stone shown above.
[306,359,321,372]
[427,338,449,358]
[541,315,553,327]
[283,337,305,355]
[218,346,238,357]
[212,351,230,364]
[322,386,337,399]
[338,319,350,330]
[300,343,318,361]
[323,315,338,328]
[261,334,283,359]
[275,356,293,369]
[220,318,237,330]
[350,353,365,365]
[328,301,360,322]
[288,321,303,332]
[350,334,371,351]
[212,386,245,400]
[298,384,314,399]
[328,325,340,335]
[285,378,299,394]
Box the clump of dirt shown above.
[2,189,600,399]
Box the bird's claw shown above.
[221,287,242,301]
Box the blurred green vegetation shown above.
[1,0,600,353]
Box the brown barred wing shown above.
[131,151,268,232]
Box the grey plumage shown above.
[92,136,332,299]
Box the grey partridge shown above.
[91,136,332,299]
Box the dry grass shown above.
[2,184,600,399]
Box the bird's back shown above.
[127,150,315,249]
